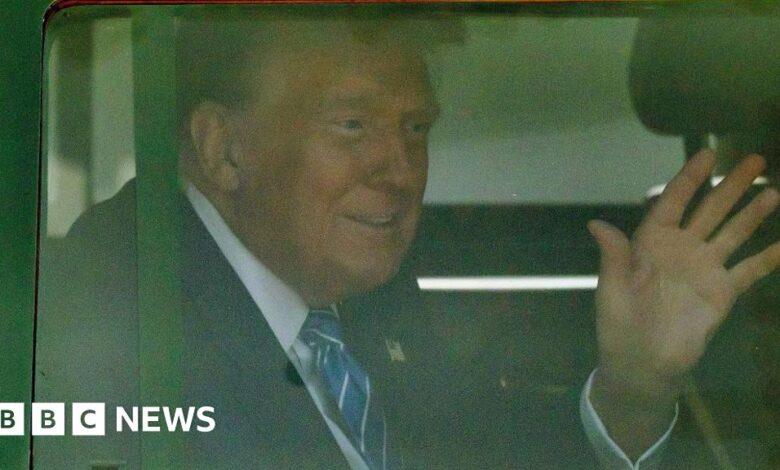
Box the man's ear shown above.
[189,101,240,192]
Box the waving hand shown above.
[587,150,780,458]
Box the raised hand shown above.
[586,150,780,457]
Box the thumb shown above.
[587,220,631,285]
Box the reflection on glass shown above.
[36,4,780,469]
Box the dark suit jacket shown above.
[32,181,627,469]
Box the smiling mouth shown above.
[345,213,401,230]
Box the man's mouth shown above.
[344,213,401,230]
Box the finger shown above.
[685,154,766,239]
[709,187,780,262]
[730,241,780,294]
[588,220,631,291]
[647,150,716,227]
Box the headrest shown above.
[629,14,780,136]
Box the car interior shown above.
[34,2,780,468]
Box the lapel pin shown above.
[384,338,406,362]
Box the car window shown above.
[35,3,780,469]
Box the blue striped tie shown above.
[299,309,396,470]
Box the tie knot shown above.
[300,309,344,348]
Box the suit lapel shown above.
[179,200,349,468]
[339,269,444,464]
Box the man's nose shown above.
[365,129,423,189]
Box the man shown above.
[36,11,780,469]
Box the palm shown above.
[599,228,732,382]
[591,151,780,396]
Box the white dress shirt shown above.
[185,183,675,470]
[186,183,369,470]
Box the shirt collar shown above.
[185,182,308,351]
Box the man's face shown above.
[226,38,437,306]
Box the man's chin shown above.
[327,257,404,302]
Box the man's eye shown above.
[339,119,364,131]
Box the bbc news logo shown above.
[0,403,215,436]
